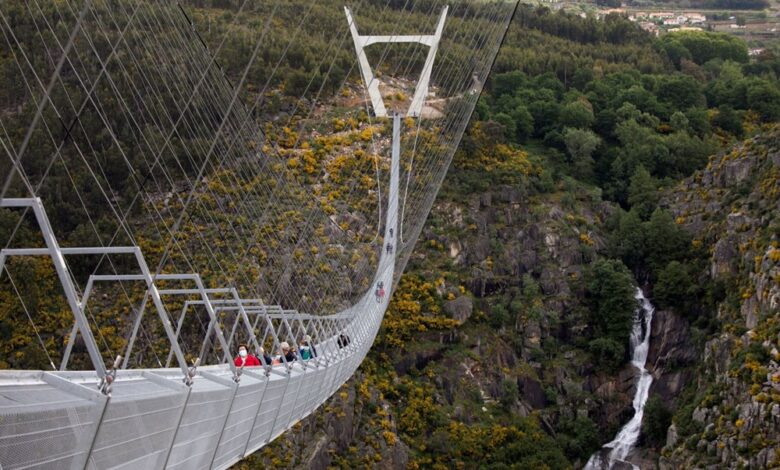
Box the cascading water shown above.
[584,288,655,470]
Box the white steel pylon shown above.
[344,5,448,118]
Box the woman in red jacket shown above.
[234,344,261,367]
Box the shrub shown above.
[500,378,519,410]
[643,395,672,447]
[588,337,626,370]
[654,261,694,312]
[585,258,637,348]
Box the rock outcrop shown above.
[249,159,635,468]
[660,127,780,469]
[647,308,697,404]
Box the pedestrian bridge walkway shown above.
[0,1,518,468]
[0,113,402,470]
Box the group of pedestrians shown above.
[234,228,395,368]
[233,335,318,368]
[387,228,394,254]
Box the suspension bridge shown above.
[0,1,518,468]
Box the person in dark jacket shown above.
[278,341,296,363]
[258,346,272,366]
[338,334,351,349]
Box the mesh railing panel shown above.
[86,379,187,469]
[269,371,304,438]
[0,379,103,470]
[166,378,234,470]
[210,373,265,469]
[244,376,288,452]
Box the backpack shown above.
[300,347,312,360]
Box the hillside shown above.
[239,128,628,470]
[237,116,780,470]
[234,5,780,470]
[659,126,780,469]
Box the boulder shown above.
[704,335,735,375]
[742,296,759,329]
[714,154,754,186]
[647,310,694,363]
[444,296,473,323]
[652,370,693,404]
[711,236,739,278]
[448,240,462,260]
[382,438,410,470]
[665,423,679,449]
[518,376,546,409]
[524,320,542,347]
[304,433,333,470]
[544,231,560,259]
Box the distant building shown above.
[639,21,660,36]
[686,13,706,24]
[749,48,766,56]
[668,26,704,33]
[650,12,675,20]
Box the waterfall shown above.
[584,288,655,470]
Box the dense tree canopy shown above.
[482,11,778,202]
[659,31,749,66]
[584,259,637,369]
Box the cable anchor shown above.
[184,357,200,386]
[98,355,122,397]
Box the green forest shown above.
[465,5,778,362]
[622,0,772,9]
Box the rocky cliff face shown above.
[647,308,698,404]
[423,185,639,441]
[659,126,780,469]
[236,128,779,470]
[236,164,646,468]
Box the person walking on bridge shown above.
[299,335,317,360]
[258,346,272,366]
